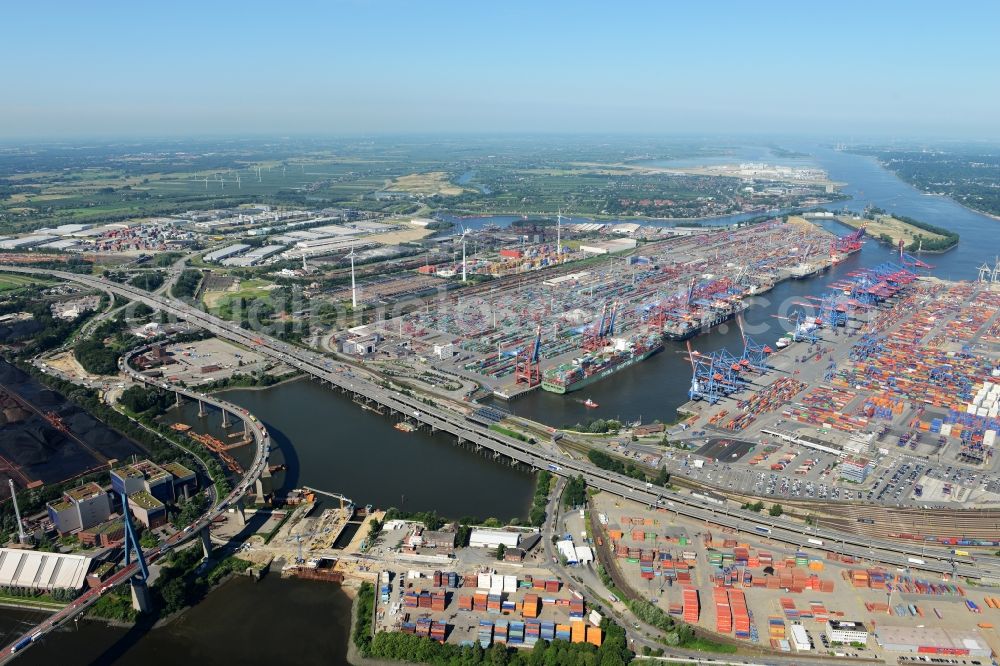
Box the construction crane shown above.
[831,225,866,254]
[898,240,932,269]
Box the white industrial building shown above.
[579,238,638,255]
[38,239,82,251]
[468,529,521,549]
[0,548,93,592]
[790,623,811,651]
[556,539,578,564]
[0,235,57,250]
[826,620,869,644]
[221,244,286,267]
[203,243,250,263]
[38,223,93,236]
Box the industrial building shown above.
[0,548,93,592]
[0,235,57,250]
[469,528,522,549]
[825,620,869,645]
[221,244,286,267]
[874,626,991,656]
[161,461,198,499]
[578,238,638,255]
[203,243,250,263]
[838,457,875,484]
[127,490,167,528]
[111,459,177,504]
[46,482,112,534]
[790,623,811,651]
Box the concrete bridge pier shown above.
[130,579,153,613]
[233,496,246,526]
[244,420,251,438]
[200,526,213,559]
[175,391,182,407]
[221,409,230,428]
[197,399,206,418]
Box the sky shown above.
[3,1,999,140]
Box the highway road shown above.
[4,266,1000,588]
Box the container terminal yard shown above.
[364,218,856,398]
[3,222,1000,664]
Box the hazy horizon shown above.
[4,1,999,141]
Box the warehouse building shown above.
[0,235,57,250]
[826,620,869,645]
[790,623,811,651]
[874,626,990,656]
[469,529,521,549]
[221,244,286,267]
[203,243,250,263]
[579,238,638,255]
[0,548,93,592]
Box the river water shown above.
[8,143,998,665]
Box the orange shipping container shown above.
[586,626,603,646]
[571,622,587,643]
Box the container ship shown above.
[542,333,663,394]
[662,300,748,342]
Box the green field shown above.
[0,273,50,292]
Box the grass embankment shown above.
[837,213,958,252]
[489,423,534,443]
[0,274,50,292]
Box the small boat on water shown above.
[583,398,599,409]
[394,422,416,432]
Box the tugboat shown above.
[583,398,599,409]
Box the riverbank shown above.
[204,371,304,395]
[834,213,957,253]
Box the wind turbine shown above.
[347,246,358,309]
[236,174,241,189]
[203,177,209,190]
[460,226,470,282]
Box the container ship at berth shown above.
[662,299,748,342]
[542,333,663,394]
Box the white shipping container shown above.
[478,573,491,589]
[940,423,952,437]
[984,430,996,447]
[503,575,517,593]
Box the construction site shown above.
[349,218,857,399]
